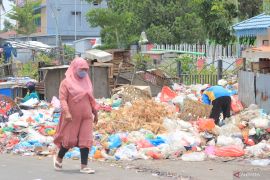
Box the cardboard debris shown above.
[112,85,152,104]
[179,98,212,121]
[96,99,175,134]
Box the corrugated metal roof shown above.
[233,13,270,37]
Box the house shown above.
[14,0,107,46]
[233,13,270,73]
[233,13,270,113]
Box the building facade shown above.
[15,0,106,45]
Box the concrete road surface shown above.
[0,154,161,180]
[0,154,269,180]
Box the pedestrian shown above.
[53,57,98,174]
[201,81,231,126]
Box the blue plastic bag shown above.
[108,134,122,149]
[148,137,165,146]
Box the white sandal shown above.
[53,155,62,171]
[80,167,95,174]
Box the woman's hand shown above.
[65,112,72,122]
[93,110,98,124]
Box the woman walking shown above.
[53,57,98,174]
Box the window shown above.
[71,11,82,15]
[71,11,82,27]
[93,0,100,6]
[34,17,41,27]
[263,40,269,46]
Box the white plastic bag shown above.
[245,141,270,157]
[51,96,61,109]
[172,95,185,106]
[249,117,270,129]
[250,159,270,166]
[217,136,244,148]
[181,152,206,161]
[114,144,139,160]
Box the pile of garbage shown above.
[0,101,58,156]
[0,82,269,167]
[89,102,270,165]
[96,99,176,134]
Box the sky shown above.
[1,0,16,30]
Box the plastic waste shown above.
[114,144,139,160]
[160,86,177,102]
[204,146,216,156]
[197,118,215,132]
[136,139,153,149]
[108,134,122,149]
[218,123,242,137]
[148,137,165,146]
[65,147,80,159]
[250,159,270,166]
[245,141,270,157]
[172,96,185,107]
[230,95,244,113]
[89,146,97,157]
[172,83,182,91]
[181,152,206,161]
[51,96,61,109]
[163,118,192,132]
[249,118,270,129]
[215,145,245,157]
[147,151,162,159]
[112,99,122,108]
[93,150,103,159]
[217,136,244,148]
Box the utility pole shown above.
[74,0,77,41]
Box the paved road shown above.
[0,154,269,180]
[0,155,161,180]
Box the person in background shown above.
[53,57,98,174]
[201,81,231,126]
[21,82,39,103]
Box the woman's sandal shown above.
[53,155,62,171]
[80,167,95,174]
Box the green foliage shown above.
[133,53,152,70]
[195,0,238,46]
[86,0,264,48]
[63,45,75,62]
[7,0,42,36]
[35,53,54,64]
[175,55,197,74]
[18,53,55,79]
[238,0,263,20]
[18,62,39,79]
[146,25,174,44]
[172,13,206,44]
[239,36,256,45]
[2,19,15,32]
[86,8,136,48]
[86,0,206,47]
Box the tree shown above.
[7,0,41,37]
[194,0,237,62]
[172,13,206,44]
[3,19,15,32]
[86,0,207,47]
[86,8,135,48]
[238,0,263,20]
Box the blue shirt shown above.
[202,86,231,105]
